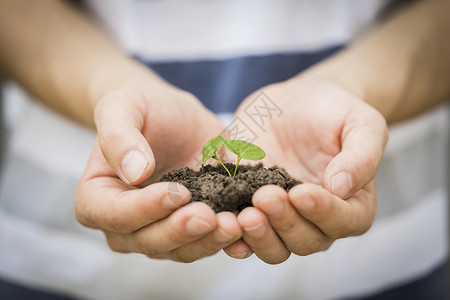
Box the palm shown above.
[258,100,377,208]
[256,103,341,185]
[236,81,359,185]
[224,80,386,264]
[140,99,224,180]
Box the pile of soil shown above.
[160,163,301,213]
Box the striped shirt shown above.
[0,1,448,299]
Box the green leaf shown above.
[225,140,265,161]
[202,136,227,165]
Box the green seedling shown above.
[202,136,265,177]
[202,136,232,176]
[225,139,266,176]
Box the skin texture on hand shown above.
[224,79,388,264]
[75,87,243,263]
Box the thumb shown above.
[323,111,388,199]
[94,89,155,185]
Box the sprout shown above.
[202,136,265,177]
[202,136,231,176]
[225,139,266,176]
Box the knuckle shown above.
[74,205,92,228]
[310,196,332,218]
[108,213,125,233]
[203,243,222,256]
[95,88,147,138]
[292,238,324,256]
[320,240,333,252]
[74,188,94,228]
[295,188,332,219]
[330,216,358,239]
[164,223,191,247]
[163,232,182,248]
[177,90,198,103]
[133,233,158,257]
[170,249,197,263]
[354,215,373,236]
[344,214,359,236]
[275,218,297,233]
[107,199,134,234]
[363,153,378,171]
[357,222,372,236]
[108,210,132,234]
[104,231,130,253]
[99,124,123,145]
[264,253,291,265]
[106,238,128,254]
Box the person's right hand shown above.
[223,78,388,264]
[75,84,243,262]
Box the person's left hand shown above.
[223,77,388,264]
[75,84,242,263]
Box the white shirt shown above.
[0,1,448,299]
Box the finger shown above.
[224,239,253,259]
[289,183,376,239]
[238,207,290,264]
[168,211,242,262]
[116,202,217,258]
[323,106,388,199]
[94,89,155,185]
[75,180,190,233]
[253,185,333,256]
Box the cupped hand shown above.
[75,85,242,262]
[224,78,388,264]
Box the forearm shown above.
[304,0,450,124]
[0,0,167,127]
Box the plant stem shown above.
[233,157,242,177]
[214,156,232,177]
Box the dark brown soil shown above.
[159,163,301,213]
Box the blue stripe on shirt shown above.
[136,45,342,113]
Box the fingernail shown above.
[232,251,252,259]
[259,197,284,216]
[186,217,213,236]
[163,192,189,209]
[331,172,352,199]
[244,223,265,238]
[164,182,189,209]
[121,150,149,184]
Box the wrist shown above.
[86,56,170,112]
[89,58,212,130]
[292,51,399,123]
